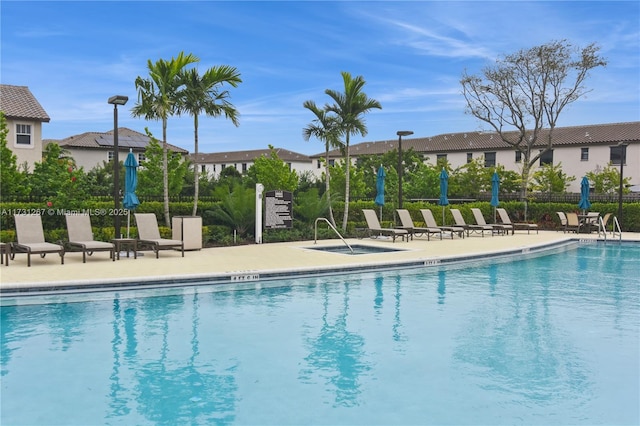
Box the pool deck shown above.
[1,230,639,294]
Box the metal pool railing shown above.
[314,218,354,254]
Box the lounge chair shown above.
[134,213,184,258]
[471,208,510,235]
[395,209,443,240]
[556,212,568,232]
[362,209,409,242]
[597,212,612,236]
[450,208,493,237]
[565,212,582,233]
[419,209,464,239]
[496,208,538,234]
[12,214,65,267]
[65,214,115,263]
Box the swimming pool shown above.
[1,242,638,425]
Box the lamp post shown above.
[108,95,129,239]
[617,142,629,226]
[396,130,414,209]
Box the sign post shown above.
[255,184,264,244]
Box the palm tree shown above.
[325,72,381,232]
[178,66,242,216]
[302,100,343,227]
[132,51,199,226]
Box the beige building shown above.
[312,121,639,193]
[191,148,313,179]
[0,84,50,171]
[46,127,188,171]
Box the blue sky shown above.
[2,1,638,156]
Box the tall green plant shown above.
[325,71,382,231]
[0,111,27,197]
[246,145,298,192]
[178,65,242,216]
[137,130,189,197]
[302,100,343,227]
[132,51,199,226]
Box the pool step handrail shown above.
[612,216,622,241]
[597,216,607,241]
[314,218,354,254]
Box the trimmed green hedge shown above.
[1,199,639,244]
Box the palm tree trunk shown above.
[325,147,336,227]
[162,119,171,228]
[192,115,199,216]
[341,135,350,232]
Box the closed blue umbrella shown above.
[123,150,140,238]
[490,171,500,222]
[439,168,449,225]
[578,176,591,213]
[374,166,386,220]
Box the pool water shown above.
[1,243,638,425]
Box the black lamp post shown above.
[617,142,629,226]
[108,95,128,239]
[396,130,414,209]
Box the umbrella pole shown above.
[379,206,382,222]
[127,210,130,239]
[442,206,445,226]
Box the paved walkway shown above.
[1,231,638,294]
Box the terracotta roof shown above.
[191,148,310,164]
[0,84,50,122]
[312,121,640,158]
[44,127,188,153]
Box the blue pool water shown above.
[1,242,639,425]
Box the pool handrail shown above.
[314,217,354,254]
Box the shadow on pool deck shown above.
[1,231,639,293]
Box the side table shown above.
[112,238,138,260]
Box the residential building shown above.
[191,148,312,179]
[311,122,639,193]
[0,84,50,171]
[46,127,188,171]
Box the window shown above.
[466,153,473,163]
[138,153,146,163]
[581,148,589,161]
[539,149,553,166]
[436,154,447,162]
[329,159,335,166]
[213,165,216,172]
[317,160,322,169]
[221,164,226,170]
[610,146,626,165]
[16,124,31,145]
[287,162,292,171]
[515,151,522,163]
[484,152,496,168]
[242,163,247,173]
[201,165,206,173]
[108,151,114,161]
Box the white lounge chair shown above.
[12,214,65,267]
[471,208,511,235]
[395,209,442,240]
[419,209,464,239]
[65,214,115,263]
[565,212,582,234]
[556,211,568,232]
[496,208,538,234]
[362,209,409,242]
[450,208,493,237]
[134,213,184,258]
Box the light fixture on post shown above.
[108,95,129,239]
[396,130,414,209]
[616,142,629,226]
